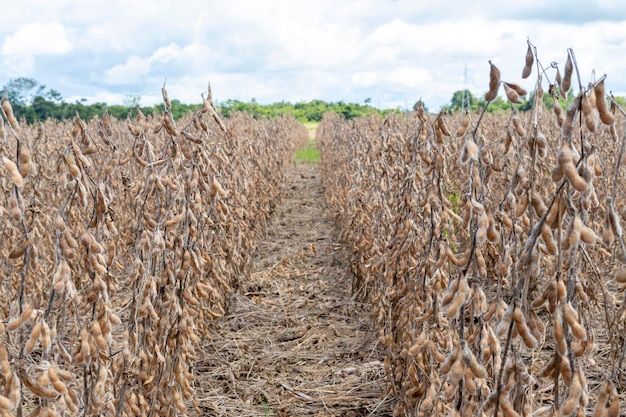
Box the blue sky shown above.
[2,0,626,110]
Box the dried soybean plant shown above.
[319,40,626,416]
[0,86,307,416]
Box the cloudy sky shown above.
[1,0,626,111]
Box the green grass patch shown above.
[294,139,320,163]
[303,121,319,140]
[303,121,319,132]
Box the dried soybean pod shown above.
[580,224,596,245]
[7,302,34,331]
[419,382,437,412]
[559,144,587,192]
[533,282,552,309]
[606,383,619,417]
[539,354,557,378]
[447,248,470,267]
[136,107,145,128]
[459,139,479,164]
[531,194,548,217]
[528,309,545,337]
[456,112,470,137]
[552,158,564,182]
[593,384,608,417]
[582,92,596,132]
[3,156,24,188]
[553,95,565,127]
[485,60,501,101]
[561,52,573,98]
[24,321,42,355]
[499,395,520,417]
[522,43,534,78]
[48,366,68,395]
[476,210,489,246]
[446,276,469,318]
[448,347,466,382]
[562,94,581,138]
[556,66,563,89]
[102,110,112,136]
[486,212,499,243]
[541,224,558,255]
[0,394,12,410]
[505,82,528,97]
[595,78,615,125]
[564,302,587,340]
[603,210,616,246]
[554,308,567,355]
[515,192,529,218]
[153,120,164,134]
[8,236,32,259]
[512,115,526,137]
[504,83,524,104]
[560,370,583,415]
[513,307,538,348]
[18,144,32,177]
[588,84,597,112]
[439,345,460,375]
[1,96,19,129]
[465,349,487,379]
[162,84,171,109]
[437,112,451,136]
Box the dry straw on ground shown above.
[194,164,392,416]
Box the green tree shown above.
[123,94,142,108]
[448,90,477,112]
[2,77,45,106]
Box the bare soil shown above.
[194,162,392,416]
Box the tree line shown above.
[4,77,624,125]
[441,88,626,113]
[0,78,399,124]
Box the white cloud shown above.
[2,22,73,56]
[150,43,211,69]
[103,56,151,85]
[352,72,378,88]
[101,42,213,85]
[384,67,433,89]
[2,0,626,110]
[1,55,35,74]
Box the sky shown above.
[1,0,626,111]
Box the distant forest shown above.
[3,77,625,124]
[0,78,400,124]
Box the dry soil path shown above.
[194,161,392,416]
